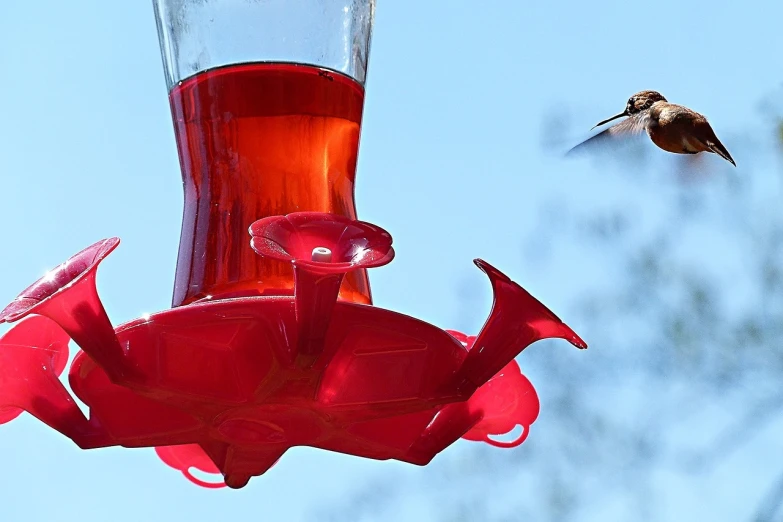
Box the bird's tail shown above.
[704,136,736,166]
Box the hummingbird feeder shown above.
[0,0,586,489]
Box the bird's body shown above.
[569,90,735,166]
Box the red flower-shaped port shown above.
[449,259,587,392]
[249,212,394,274]
[0,238,130,383]
[250,212,395,363]
[0,238,118,323]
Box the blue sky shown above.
[1,0,782,520]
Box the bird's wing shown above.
[566,112,649,156]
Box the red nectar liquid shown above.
[169,63,371,306]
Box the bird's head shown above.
[593,90,667,129]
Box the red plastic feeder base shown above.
[0,212,585,488]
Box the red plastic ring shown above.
[483,425,529,448]
[182,469,227,489]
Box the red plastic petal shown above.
[462,358,540,448]
[450,330,541,449]
[0,315,71,424]
[155,445,226,488]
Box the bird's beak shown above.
[591,111,628,130]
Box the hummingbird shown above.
[569,90,736,166]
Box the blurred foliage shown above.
[319,86,783,522]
